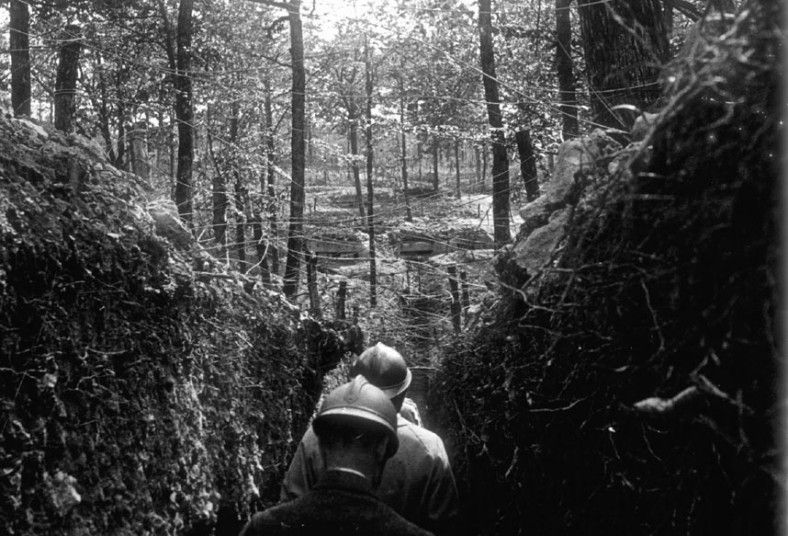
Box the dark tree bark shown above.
[115,98,126,167]
[264,77,279,274]
[578,0,669,128]
[281,0,306,299]
[555,0,578,138]
[234,182,247,269]
[335,280,347,320]
[474,145,481,185]
[211,167,228,258]
[460,270,470,315]
[478,0,510,247]
[174,0,194,226]
[207,107,228,259]
[364,38,377,308]
[431,140,439,192]
[417,141,423,182]
[229,100,246,270]
[252,212,272,286]
[448,265,461,333]
[54,25,82,133]
[306,251,320,319]
[398,68,412,222]
[129,121,149,181]
[662,0,674,35]
[515,129,539,201]
[10,0,31,117]
[454,139,461,199]
[481,140,488,188]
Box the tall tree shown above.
[364,37,377,307]
[281,0,306,298]
[207,107,228,261]
[54,25,82,133]
[578,0,669,128]
[454,139,461,199]
[173,0,195,226]
[9,0,31,117]
[398,70,413,222]
[478,0,510,247]
[555,0,578,138]
[228,100,247,270]
[332,56,366,219]
[431,140,439,192]
[515,128,539,201]
[263,77,280,274]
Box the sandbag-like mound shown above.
[430,2,781,535]
[0,114,352,535]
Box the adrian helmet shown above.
[313,376,399,458]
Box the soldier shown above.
[239,376,432,536]
[282,343,460,536]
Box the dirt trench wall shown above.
[429,2,781,535]
[0,113,354,535]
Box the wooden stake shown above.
[448,265,461,333]
[306,251,321,319]
[460,270,470,315]
[336,280,347,320]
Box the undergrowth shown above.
[430,2,781,534]
[0,118,352,535]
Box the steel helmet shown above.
[351,342,412,399]
[313,376,399,458]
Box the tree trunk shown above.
[282,0,306,299]
[364,38,377,308]
[306,251,320,319]
[431,140,439,192]
[9,0,31,117]
[478,0,510,247]
[207,107,228,260]
[515,129,539,201]
[211,170,228,260]
[556,0,578,138]
[349,115,366,219]
[252,212,272,287]
[264,77,279,275]
[460,270,470,316]
[54,25,82,133]
[454,139,461,199]
[174,0,194,226]
[448,265,461,333]
[398,75,412,222]
[578,0,669,128]
[662,0,674,40]
[474,145,481,187]
[229,100,246,270]
[129,122,150,181]
[115,99,126,168]
[95,52,117,163]
[481,140,488,188]
[234,180,247,270]
[335,280,347,320]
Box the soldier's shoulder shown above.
[398,419,447,455]
[382,502,436,536]
[239,506,290,536]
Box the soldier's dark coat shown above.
[240,470,433,536]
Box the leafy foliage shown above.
[0,114,350,535]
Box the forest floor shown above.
[292,176,528,411]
